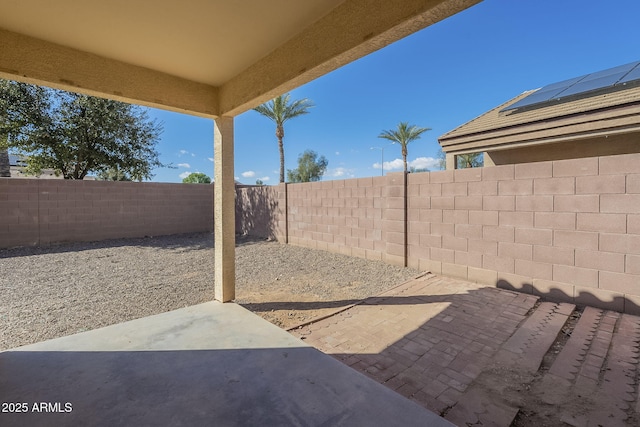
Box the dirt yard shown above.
[0,232,420,350]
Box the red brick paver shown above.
[446,301,574,425]
[496,301,575,373]
[533,307,640,426]
[291,274,538,416]
[291,275,640,426]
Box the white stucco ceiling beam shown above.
[0,28,219,117]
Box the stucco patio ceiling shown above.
[0,0,480,117]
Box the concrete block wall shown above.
[4,152,638,313]
[0,179,39,248]
[382,173,406,266]
[236,152,640,314]
[235,184,284,240]
[0,179,213,248]
[406,153,640,314]
[286,175,391,263]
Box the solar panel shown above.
[501,60,640,112]
[555,63,634,98]
[504,76,584,111]
[619,63,640,84]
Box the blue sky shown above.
[150,0,640,184]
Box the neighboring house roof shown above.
[439,63,640,155]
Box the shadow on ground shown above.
[0,232,272,259]
[291,275,640,426]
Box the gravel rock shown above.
[1,232,420,350]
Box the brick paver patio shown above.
[290,274,640,426]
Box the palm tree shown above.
[253,93,314,183]
[378,122,430,174]
[457,153,483,169]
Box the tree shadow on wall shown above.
[235,185,280,241]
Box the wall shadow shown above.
[496,278,640,316]
[298,285,529,417]
[0,231,274,259]
[294,279,640,420]
[241,295,454,313]
[0,232,214,259]
[235,185,279,240]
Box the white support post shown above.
[214,116,235,302]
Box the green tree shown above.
[409,166,430,173]
[255,179,264,186]
[97,167,133,181]
[437,148,446,170]
[437,148,483,170]
[287,150,328,183]
[457,153,483,169]
[0,80,48,177]
[378,122,431,174]
[0,79,165,180]
[253,93,314,183]
[182,172,211,183]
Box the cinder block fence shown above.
[0,179,213,247]
[237,152,640,314]
[2,152,639,314]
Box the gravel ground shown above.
[0,232,421,350]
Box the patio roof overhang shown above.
[0,0,481,301]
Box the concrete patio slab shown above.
[0,301,452,426]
